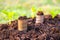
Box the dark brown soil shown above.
[0,16,60,40]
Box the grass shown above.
[0,0,60,24]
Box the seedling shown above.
[2,10,19,24]
[18,16,27,31]
[35,11,44,24]
[50,9,59,18]
[2,10,15,24]
[31,6,37,18]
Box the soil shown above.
[0,16,60,40]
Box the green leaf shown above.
[31,6,36,13]
[50,9,59,18]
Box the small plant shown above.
[2,10,18,24]
[2,10,15,24]
[31,6,37,18]
[49,8,60,18]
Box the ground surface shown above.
[0,16,60,40]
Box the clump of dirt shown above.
[18,16,27,20]
[0,16,60,40]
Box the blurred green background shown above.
[0,0,60,24]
